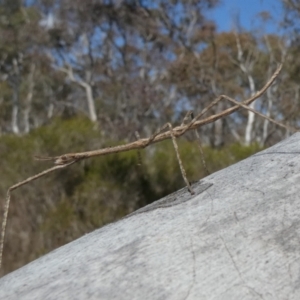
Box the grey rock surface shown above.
[1,133,300,300]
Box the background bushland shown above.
[1,0,300,275]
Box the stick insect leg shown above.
[141,121,194,194]
[0,160,79,271]
[135,131,143,166]
[177,98,224,176]
[180,111,210,176]
[222,95,298,133]
[180,96,224,136]
[0,189,12,272]
[163,122,194,195]
[182,92,298,140]
[190,112,210,175]
[181,111,193,126]
[143,126,168,147]
[146,111,194,146]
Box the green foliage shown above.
[30,117,100,153]
[204,143,262,171]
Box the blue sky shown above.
[208,0,284,34]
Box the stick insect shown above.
[0,63,297,271]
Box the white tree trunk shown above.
[213,103,224,147]
[244,74,256,146]
[11,104,19,134]
[81,82,97,122]
[261,85,273,146]
[60,66,98,122]
[234,32,256,146]
[11,58,21,134]
[47,103,54,119]
[23,64,35,134]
